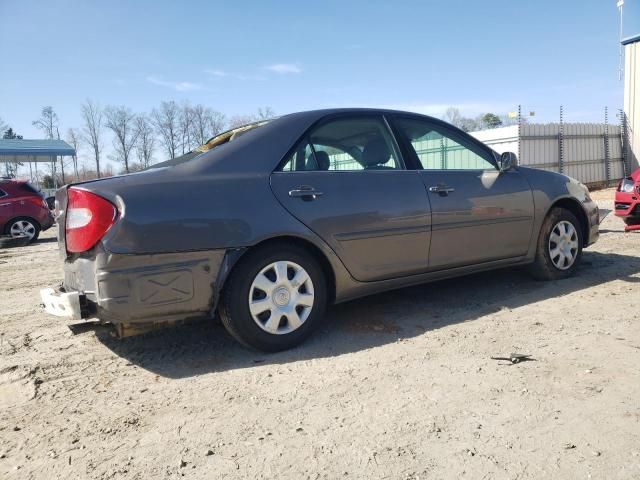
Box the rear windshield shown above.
[194,120,271,154]
[19,183,41,194]
[148,120,271,170]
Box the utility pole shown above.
[618,0,624,81]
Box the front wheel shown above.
[529,208,583,280]
[219,243,328,352]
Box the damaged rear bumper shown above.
[41,245,227,335]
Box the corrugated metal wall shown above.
[472,123,625,187]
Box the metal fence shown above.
[471,107,636,189]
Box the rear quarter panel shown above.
[87,169,319,254]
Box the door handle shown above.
[289,186,324,201]
[428,184,455,196]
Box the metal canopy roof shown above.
[621,33,640,45]
[0,139,76,163]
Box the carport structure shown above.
[0,139,76,190]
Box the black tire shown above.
[5,217,41,243]
[219,243,328,352]
[0,235,31,248]
[528,207,583,280]
[623,217,640,226]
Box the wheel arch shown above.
[217,235,337,306]
[547,197,589,246]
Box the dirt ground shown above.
[1,188,639,480]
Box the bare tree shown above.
[459,117,480,132]
[179,102,195,154]
[227,114,257,129]
[256,106,276,120]
[208,110,226,137]
[151,101,180,160]
[444,107,462,128]
[54,126,70,184]
[66,128,81,179]
[134,115,156,169]
[105,105,138,174]
[81,100,104,178]
[32,106,59,139]
[33,106,62,182]
[0,117,7,134]
[190,104,226,145]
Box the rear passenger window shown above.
[279,117,402,172]
[280,142,314,171]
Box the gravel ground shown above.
[1,188,639,479]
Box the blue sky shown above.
[1,0,638,167]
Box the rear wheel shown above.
[219,243,328,352]
[529,208,583,280]
[6,217,40,242]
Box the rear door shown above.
[270,114,432,282]
[391,115,534,269]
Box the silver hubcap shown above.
[248,261,314,335]
[10,220,36,239]
[549,220,579,270]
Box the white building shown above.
[622,32,640,171]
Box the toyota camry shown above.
[40,109,599,351]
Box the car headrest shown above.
[314,151,330,171]
[361,139,391,167]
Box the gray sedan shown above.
[41,109,599,351]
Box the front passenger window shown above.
[395,117,496,170]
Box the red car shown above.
[615,168,640,231]
[0,178,54,242]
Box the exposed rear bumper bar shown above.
[40,287,92,320]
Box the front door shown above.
[391,115,534,269]
[270,115,431,282]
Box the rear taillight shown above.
[26,196,47,208]
[66,188,118,253]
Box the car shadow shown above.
[95,250,640,379]
[34,237,58,244]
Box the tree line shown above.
[442,107,523,132]
[0,102,275,185]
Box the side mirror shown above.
[499,152,518,172]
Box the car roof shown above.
[278,107,438,123]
